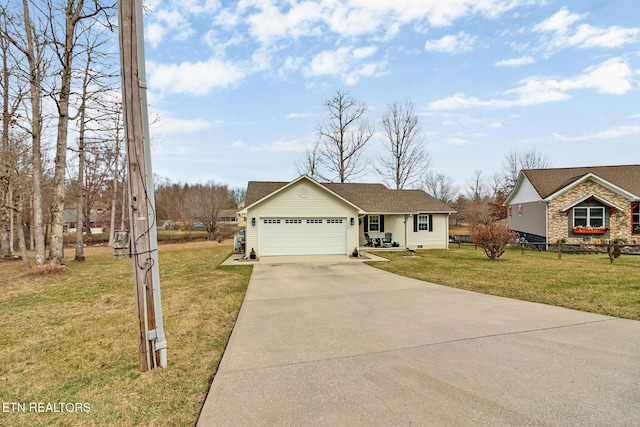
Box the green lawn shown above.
[0,242,250,426]
[2,242,639,426]
[369,245,640,321]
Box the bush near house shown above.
[471,222,518,260]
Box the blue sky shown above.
[141,0,640,191]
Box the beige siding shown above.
[361,214,448,249]
[360,215,407,247]
[245,180,359,256]
[407,214,449,249]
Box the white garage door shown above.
[260,218,347,256]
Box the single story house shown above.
[239,175,455,257]
[504,165,640,244]
[218,209,245,227]
[63,208,102,234]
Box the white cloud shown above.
[277,56,305,78]
[307,48,351,77]
[149,112,213,135]
[447,137,471,146]
[249,138,310,153]
[145,8,195,48]
[534,7,640,50]
[305,46,387,85]
[148,58,247,95]
[229,0,532,48]
[146,23,166,48]
[489,121,503,128]
[533,7,584,35]
[496,56,535,67]
[425,31,476,54]
[428,58,633,110]
[552,126,640,142]
[352,46,378,59]
[286,112,315,119]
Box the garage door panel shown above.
[260,218,346,256]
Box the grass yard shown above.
[0,241,250,426]
[369,245,640,321]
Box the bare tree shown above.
[69,22,115,261]
[48,0,114,265]
[230,186,246,207]
[466,169,489,202]
[376,100,430,189]
[501,148,550,192]
[7,0,51,266]
[188,182,236,240]
[456,170,492,226]
[295,142,321,180]
[422,170,457,204]
[107,102,124,246]
[490,149,551,220]
[317,89,373,183]
[0,4,26,257]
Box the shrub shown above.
[471,222,517,261]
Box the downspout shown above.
[404,214,410,248]
[544,201,549,249]
[446,213,450,250]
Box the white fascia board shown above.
[376,211,455,215]
[543,173,638,203]
[559,193,625,212]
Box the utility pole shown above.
[117,0,167,371]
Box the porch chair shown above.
[382,232,393,248]
[364,233,373,247]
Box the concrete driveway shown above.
[198,261,640,426]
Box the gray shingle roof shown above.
[244,179,454,213]
[523,165,640,199]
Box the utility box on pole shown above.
[117,0,168,371]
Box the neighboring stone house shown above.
[239,175,455,257]
[504,165,640,244]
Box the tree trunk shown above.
[108,114,121,246]
[21,0,46,266]
[49,3,80,265]
[75,132,85,261]
[17,190,30,269]
[120,181,126,231]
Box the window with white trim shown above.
[417,215,429,231]
[369,215,379,231]
[573,207,604,228]
[633,204,640,235]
